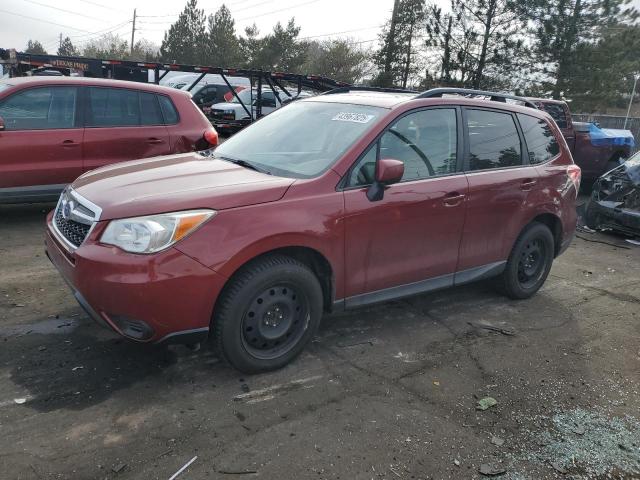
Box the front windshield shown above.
[231,89,254,104]
[0,83,10,93]
[213,101,386,178]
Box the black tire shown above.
[213,254,323,373]
[498,222,555,300]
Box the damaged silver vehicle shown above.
[585,153,640,236]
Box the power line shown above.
[300,25,383,40]
[77,0,129,13]
[237,0,322,22]
[67,20,132,39]
[0,8,93,32]
[21,0,114,22]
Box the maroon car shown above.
[0,76,218,203]
[45,88,580,373]
[527,98,632,182]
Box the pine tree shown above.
[25,40,47,55]
[240,23,265,69]
[206,4,241,67]
[302,39,370,84]
[57,37,79,57]
[374,0,426,88]
[425,0,525,89]
[160,0,207,65]
[521,0,637,98]
[261,19,308,72]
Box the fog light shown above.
[109,314,154,341]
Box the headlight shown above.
[101,210,215,254]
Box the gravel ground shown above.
[0,201,639,480]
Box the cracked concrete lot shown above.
[1,202,639,480]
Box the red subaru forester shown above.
[45,88,580,373]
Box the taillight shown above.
[204,128,219,147]
[567,164,581,191]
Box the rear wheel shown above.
[498,222,554,299]
[213,255,323,373]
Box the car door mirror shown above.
[0,116,5,131]
[367,158,404,202]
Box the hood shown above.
[72,153,295,220]
[212,102,246,111]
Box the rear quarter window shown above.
[540,103,569,129]
[158,95,179,124]
[517,113,560,164]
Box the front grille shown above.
[54,208,91,247]
[52,188,101,249]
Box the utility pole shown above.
[59,33,62,53]
[130,8,137,56]
[624,73,640,130]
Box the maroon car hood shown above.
[72,153,295,220]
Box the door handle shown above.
[443,192,466,207]
[147,137,164,144]
[62,140,79,147]
[520,179,537,191]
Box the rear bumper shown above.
[45,213,227,344]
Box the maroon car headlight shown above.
[101,210,215,254]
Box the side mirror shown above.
[0,116,5,131]
[367,158,404,202]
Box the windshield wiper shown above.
[217,156,271,175]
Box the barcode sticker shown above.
[332,112,376,124]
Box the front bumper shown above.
[45,212,228,344]
[585,198,640,236]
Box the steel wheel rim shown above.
[240,283,310,360]
[517,238,546,289]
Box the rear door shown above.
[0,85,82,193]
[343,107,468,304]
[82,87,171,173]
[457,107,541,273]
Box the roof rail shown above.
[417,88,537,108]
[323,86,418,95]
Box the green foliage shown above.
[425,0,525,89]
[206,4,241,67]
[302,39,371,84]
[374,0,426,87]
[57,37,79,57]
[160,0,207,64]
[25,40,47,55]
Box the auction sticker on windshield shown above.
[332,112,376,123]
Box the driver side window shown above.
[349,108,458,187]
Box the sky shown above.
[0,0,430,54]
[2,0,639,57]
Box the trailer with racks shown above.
[0,48,349,130]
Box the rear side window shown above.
[540,103,569,129]
[517,113,560,164]
[0,86,77,130]
[139,92,163,125]
[158,95,179,124]
[87,87,139,127]
[466,109,522,171]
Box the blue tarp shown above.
[589,123,636,148]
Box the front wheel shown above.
[498,222,555,299]
[213,255,323,373]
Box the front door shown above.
[0,85,82,193]
[343,107,468,306]
[82,87,171,172]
